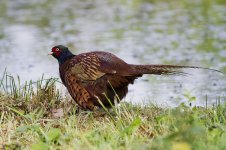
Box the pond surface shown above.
[0,0,226,106]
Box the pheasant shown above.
[50,45,220,110]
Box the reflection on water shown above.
[0,0,225,106]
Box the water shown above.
[0,0,226,106]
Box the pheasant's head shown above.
[50,45,74,64]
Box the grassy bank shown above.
[0,74,226,150]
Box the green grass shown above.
[0,73,226,150]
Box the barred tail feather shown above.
[131,64,222,76]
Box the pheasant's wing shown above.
[64,71,95,110]
[70,51,137,81]
[70,53,107,81]
[71,52,142,88]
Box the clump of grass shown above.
[0,72,226,149]
[0,71,75,119]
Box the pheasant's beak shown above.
[48,52,53,55]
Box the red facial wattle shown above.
[52,47,61,56]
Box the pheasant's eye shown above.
[52,47,61,52]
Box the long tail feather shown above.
[131,64,223,75]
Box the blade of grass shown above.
[0,68,7,93]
